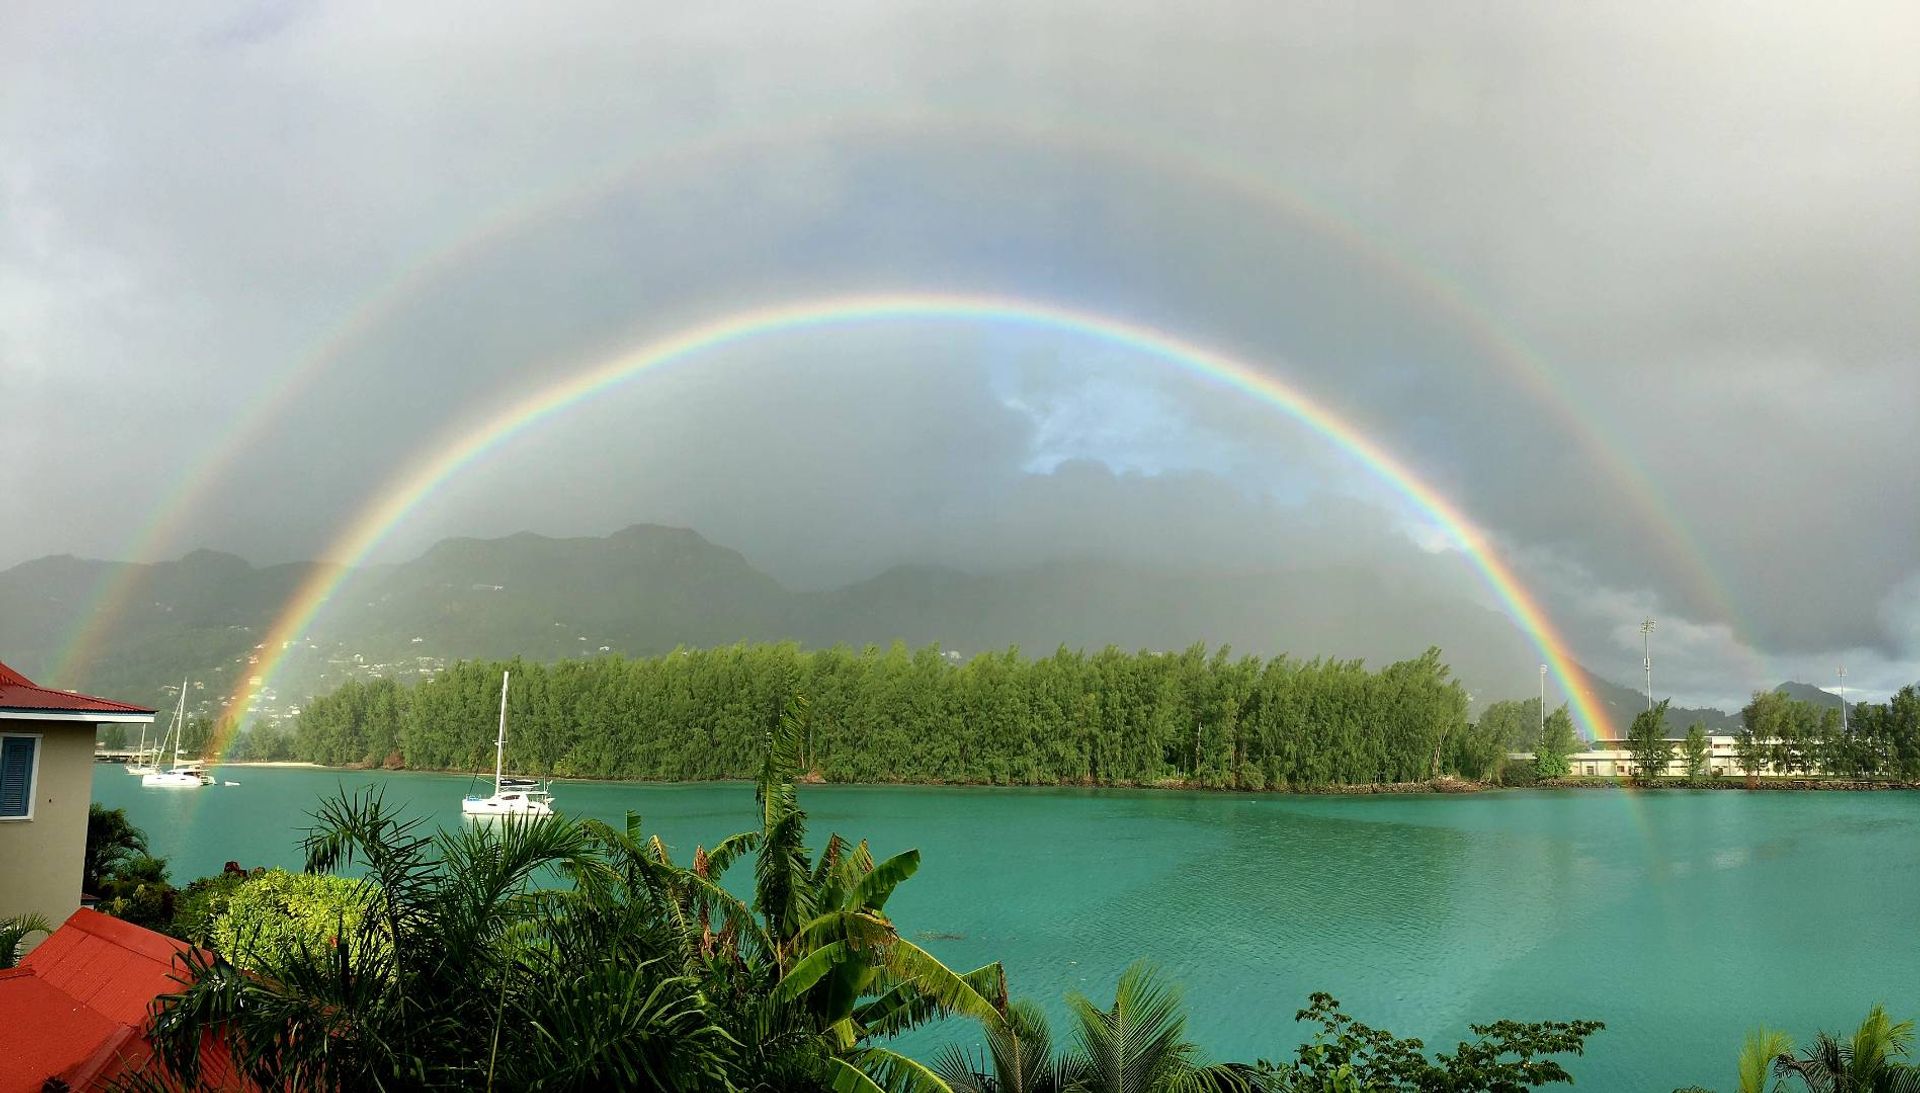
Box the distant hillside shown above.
[1574,668,1739,734]
[1775,680,1852,712]
[0,550,334,719]
[0,523,1714,723]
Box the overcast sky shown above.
[3,1,1916,707]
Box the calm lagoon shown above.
[93,767,1920,1091]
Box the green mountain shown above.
[1572,668,1739,734]
[1774,680,1851,712]
[0,523,1717,725]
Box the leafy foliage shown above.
[207,868,374,972]
[1532,707,1579,780]
[1260,992,1602,1092]
[1627,701,1674,783]
[293,644,1477,789]
[0,912,54,968]
[1681,724,1712,781]
[133,698,1008,1092]
[85,804,151,895]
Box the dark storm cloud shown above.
[3,0,1916,702]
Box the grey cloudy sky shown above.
[3,1,1916,707]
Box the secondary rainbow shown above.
[213,291,1613,758]
[51,110,1751,693]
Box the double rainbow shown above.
[212,291,1611,759]
[48,111,1744,690]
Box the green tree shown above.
[85,804,150,895]
[599,695,1011,1091]
[1058,964,1255,1093]
[1533,706,1578,780]
[1734,731,1771,780]
[1627,700,1673,783]
[1262,992,1602,1091]
[141,793,735,1092]
[936,999,1067,1093]
[1682,723,1712,782]
[1771,1006,1920,1092]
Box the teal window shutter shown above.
[0,736,35,817]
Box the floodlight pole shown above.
[1538,664,1546,741]
[1641,619,1655,712]
[1838,665,1847,733]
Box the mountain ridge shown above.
[0,523,1742,729]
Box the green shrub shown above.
[209,869,375,972]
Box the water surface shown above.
[94,767,1920,1091]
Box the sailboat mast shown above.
[494,671,510,793]
[173,677,188,767]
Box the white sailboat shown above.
[125,702,158,776]
[461,670,553,816]
[143,679,211,788]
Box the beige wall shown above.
[0,720,98,947]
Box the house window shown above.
[0,733,40,820]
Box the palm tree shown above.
[138,790,736,1091]
[1060,963,1257,1093]
[934,965,1251,1093]
[1772,1007,1920,1093]
[85,803,150,894]
[0,912,53,969]
[582,695,1011,1092]
[1739,1028,1795,1093]
[135,697,1008,1092]
[933,999,1066,1093]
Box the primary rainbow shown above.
[51,110,1752,694]
[213,291,1613,758]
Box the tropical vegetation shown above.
[1,912,53,968]
[1740,686,1920,779]
[1677,1006,1920,1093]
[125,699,1614,1092]
[285,644,1484,789]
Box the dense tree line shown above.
[1737,686,1920,779]
[282,643,1476,789]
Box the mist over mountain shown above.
[0,523,1781,732]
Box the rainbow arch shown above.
[213,291,1613,759]
[50,110,1747,692]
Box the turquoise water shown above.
[93,767,1920,1091]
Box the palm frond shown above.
[1740,1027,1794,1093]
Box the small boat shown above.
[143,679,211,789]
[461,671,554,817]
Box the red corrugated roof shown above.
[0,658,153,715]
[0,909,249,1092]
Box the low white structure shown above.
[1562,735,1742,778]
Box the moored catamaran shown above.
[461,670,554,816]
[142,678,212,788]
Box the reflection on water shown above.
[93,768,1920,1091]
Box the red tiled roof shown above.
[0,909,247,1092]
[0,658,153,715]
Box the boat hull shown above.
[142,772,208,788]
[461,795,554,816]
